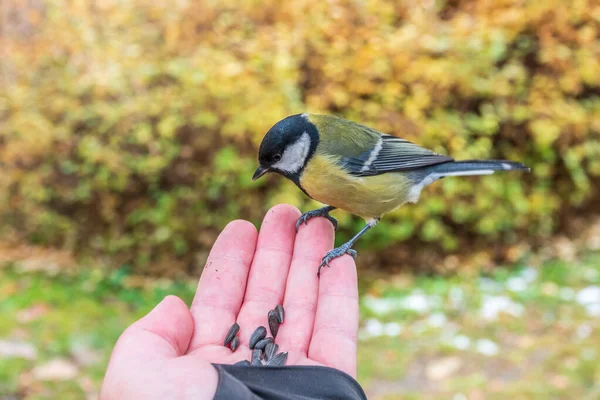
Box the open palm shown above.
[102,204,359,399]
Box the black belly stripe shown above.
[289,173,314,199]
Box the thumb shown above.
[113,295,194,359]
[101,297,200,399]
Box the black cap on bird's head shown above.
[253,114,319,182]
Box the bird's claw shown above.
[317,245,357,277]
[295,209,338,232]
[294,214,310,232]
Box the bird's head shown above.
[253,114,319,182]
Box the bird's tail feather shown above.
[428,160,530,178]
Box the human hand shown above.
[101,204,359,399]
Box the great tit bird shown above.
[253,113,530,276]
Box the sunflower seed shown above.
[230,336,240,352]
[266,351,288,366]
[268,310,280,338]
[234,360,251,366]
[275,305,284,323]
[249,326,267,349]
[224,323,240,346]
[264,342,278,361]
[251,348,263,365]
[254,337,273,350]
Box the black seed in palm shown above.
[234,360,251,366]
[268,310,279,338]
[249,326,267,349]
[251,349,263,366]
[224,323,239,346]
[266,351,288,366]
[275,305,284,323]
[230,336,240,352]
[254,337,273,350]
[264,342,278,361]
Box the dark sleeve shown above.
[212,364,368,400]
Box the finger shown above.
[236,204,300,345]
[102,296,219,399]
[308,255,359,378]
[188,220,258,351]
[276,217,335,358]
[108,296,193,361]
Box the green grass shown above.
[356,253,600,399]
[1,254,599,399]
[0,266,197,398]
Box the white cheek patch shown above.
[272,132,311,174]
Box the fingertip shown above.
[223,219,258,237]
[211,220,258,266]
[328,252,357,271]
[314,216,336,235]
[161,295,190,314]
[319,254,358,290]
[119,295,194,357]
[297,216,336,251]
[261,204,302,234]
[167,295,194,331]
[257,204,302,248]
[265,203,302,220]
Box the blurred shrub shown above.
[1,0,599,274]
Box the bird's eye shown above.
[273,154,282,162]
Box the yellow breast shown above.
[300,154,413,220]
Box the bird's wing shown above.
[347,134,454,176]
[313,115,453,176]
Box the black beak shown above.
[252,166,269,181]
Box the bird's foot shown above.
[317,244,357,277]
[295,207,338,232]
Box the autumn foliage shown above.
[1,0,599,274]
